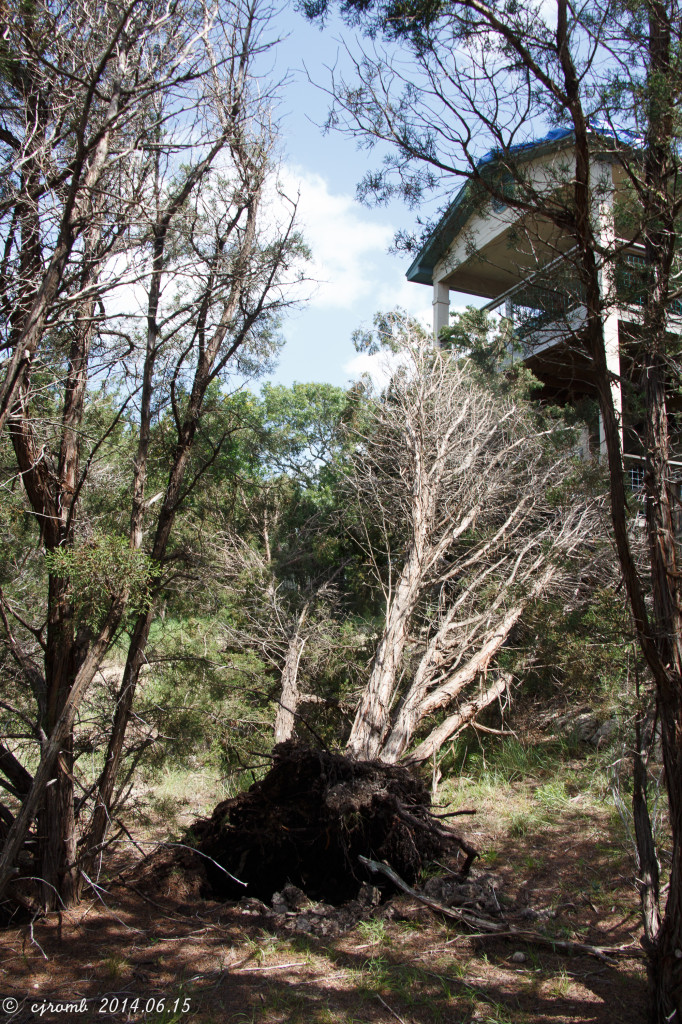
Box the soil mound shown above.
[191,741,476,904]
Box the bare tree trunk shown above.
[342,334,593,766]
[633,697,662,961]
[409,675,510,763]
[0,599,126,900]
[79,609,153,885]
[643,363,682,1022]
[274,624,308,744]
[38,736,77,908]
[380,596,534,763]
[346,546,426,759]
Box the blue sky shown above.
[258,5,469,388]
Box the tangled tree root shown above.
[191,742,477,904]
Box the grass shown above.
[356,918,390,946]
[434,731,630,850]
[134,765,236,830]
[102,953,128,980]
[547,967,572,998]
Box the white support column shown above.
[433,280,450,344]
[580,424,591,461]
[594,163,623,460]
[599,310,623,459]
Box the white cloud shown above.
[343,347,410,389]
[278,166,394,310]
[376,275,433,327]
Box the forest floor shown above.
[0,724,651,1024]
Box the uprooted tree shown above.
[0,0,305,911]
[183,319,600,907]
[341,316,599,763]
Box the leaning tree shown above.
[341,315,599,763]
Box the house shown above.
[405,129,682,489]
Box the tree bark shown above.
[274,604,309,744]
[409,675,510,763]
[346,540,427,759]
[380,597,533,763]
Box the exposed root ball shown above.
[191,742,476,904]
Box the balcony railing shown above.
[482,246,682,344]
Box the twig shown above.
[471,722,517,737]
[29,917,48,959]
[393,803,478,874]
[121,882,205,923]
[114,817,148,859]
[238,961,306,972]
[376,993,407,1023]
[468,931,636,964]
[432,859,465,878]
[79,870,146,935]
[165,842,247,888]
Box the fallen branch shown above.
[120,882,202,923]
[358,856,643,964]
[431,809,477,818]
[358,855,504,933]
[238,961,307,973]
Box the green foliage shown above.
[440,306,515,371]
[259,381,352,483]
[44,535,154,627]
[520,586,639,708]
[143,618,272,762]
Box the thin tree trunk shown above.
[79,608,154,884]
[632,695,661,960]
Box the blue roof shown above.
[476,127,574,168]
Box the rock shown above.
[518,905,555,921]
[590,718,619,746]
[570,712,600,741]
[422,875,502,916]
[238,896,269,916]
[281,883,309,910]
[357,883,381,907]
[553,708,621,746]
